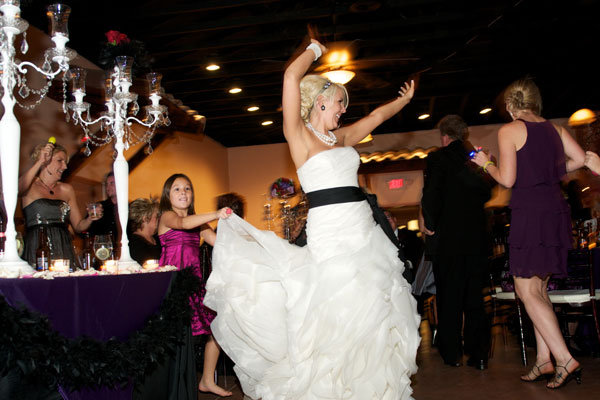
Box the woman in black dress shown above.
[19,141,101,268]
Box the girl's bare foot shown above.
[198,378,232,397]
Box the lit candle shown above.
[103,260,119,274]
[142,259,159,270]
[50,259,70,273]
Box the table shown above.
[0,271,196,400]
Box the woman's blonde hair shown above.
[504,79,542,116]
[129,197,158,232]
[299,75,349,123]
[30,142,69,163]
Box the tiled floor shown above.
[198,321,600,399]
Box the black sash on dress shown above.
[305,186,366,209]
[305,186,410,271]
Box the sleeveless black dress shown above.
[23,198,79,268]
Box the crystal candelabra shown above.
[0,1,76,276]
[65,56,169,270]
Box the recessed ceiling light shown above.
[261,120,273,126]
[247,106,260,112]
[206,64,220,71]
[193,114,205,121]
[418,113,430,120]
[229,87,242,94]
[480,107,492,114]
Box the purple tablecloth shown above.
[0,271,176,400]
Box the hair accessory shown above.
[483,160,495,173]
[306,43,322,61]
[321,105,326,111]
[323,81,332,90]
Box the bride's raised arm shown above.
[282,40,327,149]
[337,80,414,147]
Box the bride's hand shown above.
[398,80,415,102]
[310,39,328,55]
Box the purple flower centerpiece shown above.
[270,178,296,199]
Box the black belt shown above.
[306,186,366,209]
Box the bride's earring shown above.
[321,105,326,111]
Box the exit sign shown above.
[388,178,404,189]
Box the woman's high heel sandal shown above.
[546,358,582,389]
[520,360,554,382]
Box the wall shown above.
[228,143,297,228]
[129,132,229,216]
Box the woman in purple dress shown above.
[472,79,585,388]
[158,173,232,397]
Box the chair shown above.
[488,253,529,364]
[491,286,529,365]
[423,294,438,345]
[548,248,600,354]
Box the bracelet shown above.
[483,161,495,173]
[306,43,322,61]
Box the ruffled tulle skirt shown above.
[205,211,420,400]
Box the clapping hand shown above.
[585,151,600,175]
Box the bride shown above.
[205,38,420,400]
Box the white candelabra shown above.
[0,1,76,276]
[65,56,169,270]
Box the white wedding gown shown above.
[205,147,420,400]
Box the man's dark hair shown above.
[438,114,468,141]
[216,192,246,218]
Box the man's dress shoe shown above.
[467,357,487,370]
[444,360,462,367]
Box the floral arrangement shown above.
[270,177,296,198]
[105,30,130,46]
[98,30,153,76]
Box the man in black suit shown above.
[88,172,120,251]
[421,115,492,369]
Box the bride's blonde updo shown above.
[300,74,349,123]
[504,78,542,115]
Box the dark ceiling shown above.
[23,0,600,148]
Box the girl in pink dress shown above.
[158,173,232,397]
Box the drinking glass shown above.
[87,202,100,218]
[93,234,113,262]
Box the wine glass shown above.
[93,234,113,262]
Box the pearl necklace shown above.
[305,122,337,147]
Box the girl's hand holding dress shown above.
[216,207,232,220]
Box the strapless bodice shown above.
[23,198,70,227]
[296,147,360,193]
